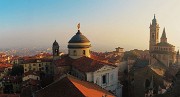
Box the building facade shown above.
[54,25,122,97]
[22,59,53,74]
[68,29,91,59]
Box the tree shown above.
[10,65,24,76]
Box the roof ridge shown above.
[34,74,68,94]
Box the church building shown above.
[149,15,177,67]
[52,24,122,97]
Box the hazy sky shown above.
[0,0,180,51]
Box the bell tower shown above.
[52,40,59,60]
[149,14,160,51]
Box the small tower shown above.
[68,23,91,59]
[160,28,167,43]
[149,14,160,51]
[52,40,59,60]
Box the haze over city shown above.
[1,0,180,51]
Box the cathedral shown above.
[149,15,178,67]
[52,24,122,97]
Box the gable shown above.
[95,65,116,73]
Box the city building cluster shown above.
[0,15,180,97]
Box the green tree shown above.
[10,65,24,76]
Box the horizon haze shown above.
[1,0,180,52]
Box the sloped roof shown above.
[54,56,116,73]
[72,56,116,72]
[54,55,73,67]
[155,42,174,47]
[23,70,40,76]
[161,28,167,39]
[34,75,115,97]
[22,58,52,64]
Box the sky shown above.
[0,0,180,52]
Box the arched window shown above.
[83,50,86,55]
[152,33,155,39]
[73,50,77,56]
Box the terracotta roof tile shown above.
[35,75,115,97]
[54,55,73,67]
[55,56,116,73]
[22,58,52,64]
[72,57,116,72]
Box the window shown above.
[83,50,86,55]
[39,64,41,67]
[73,50,77,56]
[46,67,49,72]
[102,75,107,84]
[152,33,155,39]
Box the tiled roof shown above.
[23,70,40,77]
[34,75,115,97]
[72,56,116,72]
[0,63,12,68]
[55,56,116,73]
[22,58,52,64]
[35,53,52,57]
[54,55,73,67]
[2,76,22,83]
[155,42,174,47]
[90,54,108,62]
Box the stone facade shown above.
[54,27,122,97]
[149,15,176,67]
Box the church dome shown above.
[68,30,90,43]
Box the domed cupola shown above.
[68,30,90,43]
[68,23,91,59]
